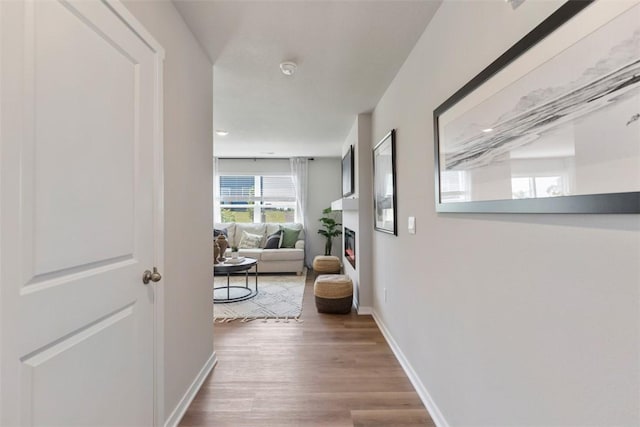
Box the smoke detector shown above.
[505,0,526,9]
[279,61,297,76]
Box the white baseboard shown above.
[352,295,372,315]
[164,351,218,427]
[357,306,373,315]
[371,311,449,427]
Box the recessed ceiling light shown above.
[280,61,297,76]
[482,128,494,133]
[215,130,229,136]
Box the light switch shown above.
[408,216,416,234]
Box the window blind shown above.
[261,176,296,202]
[218,175,295,202]
[219,176,255,201]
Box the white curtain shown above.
[290,157,308,224]
[213,157,221,224]
[290,158,309,266]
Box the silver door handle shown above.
[142,267,162,284]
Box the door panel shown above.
[32,0,137,277]
[22,305,139,426]
[1,1,163,425]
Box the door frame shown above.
[92,2,167,425]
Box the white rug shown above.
[213,270,306,322]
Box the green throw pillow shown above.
[279,226,301,248]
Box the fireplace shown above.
[344,227,356,268]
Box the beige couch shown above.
[214,222,305,274]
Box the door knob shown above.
[142,267,162,284]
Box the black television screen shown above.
[342,145,354,197]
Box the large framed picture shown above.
[433,1,640,213]
[373,130,397,235]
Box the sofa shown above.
[214,222,305,274]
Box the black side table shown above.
[213,257,258,303]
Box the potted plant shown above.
[231,246,239,259]
[317,207,342,256]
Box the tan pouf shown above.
[313,255,341,274]
[314,274,353,314]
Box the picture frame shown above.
[433,1,640,214]
[342,145,355,197]
[373,130,397,235]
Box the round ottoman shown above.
[313,255,341,274]
[314,274,353,314]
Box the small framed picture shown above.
[373,130,397,235]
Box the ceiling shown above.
[174,0,442,158]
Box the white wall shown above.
[342,114,374,310]
[306,158,342,266]
[370,1,640,426]
[217,158,290,175]
[122,1,214,424]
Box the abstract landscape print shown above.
[435,2,640,212]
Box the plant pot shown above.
[324,240,332,256]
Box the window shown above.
[512,176,565,199]
[216,175,296,223]
[440,170,470,202]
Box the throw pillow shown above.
[213,228,228,238]
[263,230,283,249]
[279,226,301,248]
[239,230,263,249]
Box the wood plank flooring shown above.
[180,272,434,427]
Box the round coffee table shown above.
[213,257,258,303]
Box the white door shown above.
[0,1,164,425]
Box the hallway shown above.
[180,273,434,427]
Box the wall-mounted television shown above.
[342,145,354,197]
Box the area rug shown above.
[213,270,306,322]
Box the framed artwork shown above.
[342,145,355,197]
[373,130,397,235]
[433,1,640,213]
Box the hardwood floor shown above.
[180,272,434,427]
